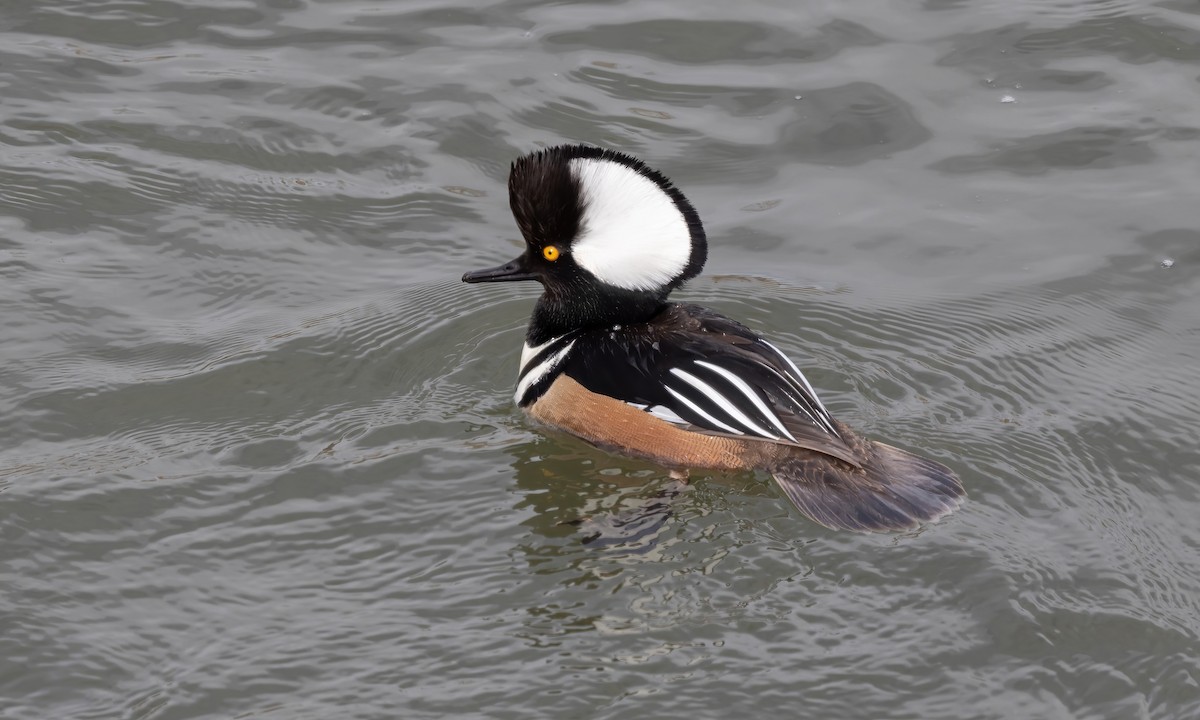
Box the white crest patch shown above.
[569,157,691,291]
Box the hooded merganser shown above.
[463,145,964,532]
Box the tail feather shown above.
[771,441,964,532]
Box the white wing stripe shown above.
[761,340,830,415]
[694,360,797,442]
[780,386,824,427]
[647,404,688,425]
[514,340,575,404]
[665,385,743,435]
[760,340,839,436]
[669,367,780,439]
[625,401,689,426]
[761,361,828,429]
[784,382,837,436]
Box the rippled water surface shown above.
[3,1,1200,717]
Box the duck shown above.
[462,144,964,532]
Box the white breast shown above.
[514,336,576,406]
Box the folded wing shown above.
[563,304,863,468]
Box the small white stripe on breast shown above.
[514,340,575,405]
[519,336,561,376]
[669,367,779,439]
[664,385,743,435]
[694,360,797,442]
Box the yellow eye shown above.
[542,245,560,261]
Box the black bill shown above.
[462,254,536,283]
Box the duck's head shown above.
[462,144,707,342]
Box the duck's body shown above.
[464,145,964,532]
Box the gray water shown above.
[3,1,1199,718]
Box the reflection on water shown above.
[2,0,1199,718]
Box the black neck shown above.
[527,283,668,345]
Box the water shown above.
[3,1,1199,717]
